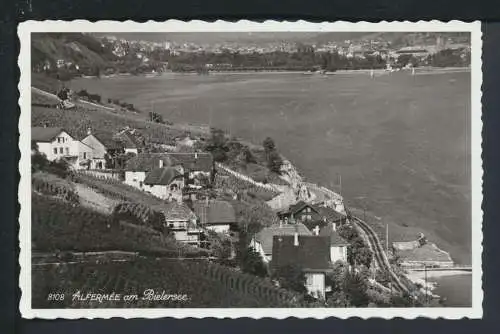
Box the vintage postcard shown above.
[18,20,483,319]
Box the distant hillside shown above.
[31,33,117,70]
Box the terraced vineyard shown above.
[215,166,280,201]
[32,192,184,255]
[32,172,79,204]
[32,258,301,308]
[32,104,195,143]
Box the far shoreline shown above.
[74,66,471,79]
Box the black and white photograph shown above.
[18,21,482,319]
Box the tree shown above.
[273,264,307,294]
[262,137,276,156]
[205,128,228,162]
[344,271,370,307]
[240,247,268,277]
[267,150,283,174]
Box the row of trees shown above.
[162,48,469,72]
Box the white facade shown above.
[249,239,271,263]
[142,181,183,203]
[305,272,326,299]
[330,245,348,263]
[205,224,231,234]
[124,147,138,155]
[124,171,146,188]
[81,134,108,169]
[34,131,93,170]
[35,131,75,161]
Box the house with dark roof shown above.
[272,234,332,299]
[124,152,214,192]
[192,199,236,234]
[81,128,124,169]
[277,200,347,230]
[32,127,93,170]
[142,167,185,202]
[250,223,312,263]
[124,153,182,189]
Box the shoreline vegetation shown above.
[70,66,471,79]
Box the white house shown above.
[81,128,124,169]
[142,166,184,202]
[31,127,92,170]
[124,153,180,189]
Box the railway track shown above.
[351,216,410,295]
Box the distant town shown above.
[32,32,471,77]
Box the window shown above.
[57,137,61,143]
[301,215,306,222]
[139,181,143,188]
[306,275,313,286]
[65,147,69,155]
[59,147,63,154]
[83,152,87,159]
[53,148,57,155]
[306,215,312,221]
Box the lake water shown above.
[433,274,472,307]
[70,71,472,264]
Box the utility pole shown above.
[386,223,389,253]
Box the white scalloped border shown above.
[18,20,483,319]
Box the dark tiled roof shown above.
[316,206,345,223]
[125,153,177,172]
[167,153,213,173]
[193,200,236,225]
[272,235,331,272]
[254,223,312,255]
[31,127,65,142]
[90,131,124,149]
[144,167,182,185]
[319,225,350,246]
[115,130,144,149]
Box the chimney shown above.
[159,159,164,168]
[87,127,92,135]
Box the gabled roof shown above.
[114,130,144,149]
[162,201,197,221]
[125,153,178,172]
[32,127,67,142]
[144,167,182,186]
[193,200,236,225]
[85,131,124,150]
[271,235,331,272]
[168,153,214,173]
[319,225,350,246]
[254,223,312,255]
[282,201,345,223]
[316,206,345,223]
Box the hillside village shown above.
[29,33,464,308]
